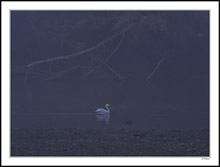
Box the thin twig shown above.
[47,65,80,81]
[79,70,96,80]
[145,57,167,82]
[79,31,127,80]
[105,31,126,63]
[104,63,125,81]
[46,64,102,81]
[24,68,30,84]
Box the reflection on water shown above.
[11,79,209,130]
[96,114,110,125]
[11,107,208,130]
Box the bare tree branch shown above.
[105,31,126,63]
[104,63,126,81]
[24,68,30,84]
[79,70,96,80]
[18,24,135,69]
[145,57,167,82]
[79,31,127,80]
[13,24,134,83]
[46,65,101,81]
[46,66,80,81]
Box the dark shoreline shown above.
[11,129,209,156]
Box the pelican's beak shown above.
[109,105,113,110]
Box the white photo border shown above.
[2,1,219,166]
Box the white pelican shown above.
[95,104,112,114]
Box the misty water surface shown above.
[11,11,209,130]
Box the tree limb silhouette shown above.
[145,57,167,82]
[79,31,127,81]
[17,24,135,70]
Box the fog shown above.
[11,11,209,130]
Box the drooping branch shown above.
[145,57,167,82]
[12,26,132,83]
[103,63,126,81]
[18,24,135,70]
[79,31,127,81]
[79,70,97,80]
[105,31,126,63]
[24,68,30,84]
[46,65,80,81]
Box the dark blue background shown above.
[11,11,209,130]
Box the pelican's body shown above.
[95,104,111,114]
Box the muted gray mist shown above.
[11,11,209,130]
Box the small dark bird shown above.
[122,120,133,126]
